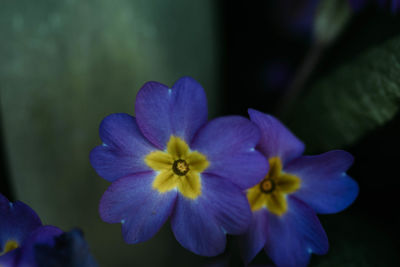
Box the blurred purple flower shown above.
[0,193,62,266]
[35,229,98,267]
[0,194,97,267]
[240,109,359,267]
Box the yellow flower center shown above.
[144,136,209,199]
[260,178,275,193]
[0,240,19,256]
[172,159,190,176]
[247,157,301,216]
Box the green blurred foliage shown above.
[0,0,220,266]
[287,34,400,152]
[314,0,351,44]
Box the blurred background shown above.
[1,0,400,266]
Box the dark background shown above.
[1,1,400,266]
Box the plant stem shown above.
[277,41,326,119]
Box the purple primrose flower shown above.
[240,109,359,266]
[0,194,97,267]
[90,77,268,256]
[0,193,63,267]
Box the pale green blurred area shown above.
[0,0,220,266]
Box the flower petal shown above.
[201,173,252,235]
[266,192,287,216]
[248,109,305,165]
[191,116,268,189]
[247,185,268,212]
[99,172,177,244]
[167,136,190,159]
[186,152,209,173]
[170,77,208,142]
[35,229,98,267]
[0,194,42,249]
[90,113,156,182]
[152,170,179,193]
[135,77,208,149]
[286,150,359,214]
[276,173,301,194]
[171,194,226,256]
[264,197,328,267]
[0,247,18,266]
[239,210,268,264]
[178,172,202,200]
[145,151,173,171]
[17,225,63,266]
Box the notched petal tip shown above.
[172,76,204,90]
[139,81,169,92]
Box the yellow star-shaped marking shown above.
[0,240,19,256]
[145,136,209,199]
[247,157,301,216]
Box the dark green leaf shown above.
[287,35,400,152]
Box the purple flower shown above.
[90,77,268,256]
[35,229,98,267]
[0,194,41,256]
[0,193,63,267]
[0,194,97,267]
[240,109,359,266]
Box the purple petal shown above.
[264,197,328,267]
[240,210,268,264]
[0,194,42,249]
[99,172,177,244]
[248,109,305,165]
[90,113,156,182]
[135,77,208,149]
[170,77,208,141]
[171,194,226,256]
[17,225,63,266]
[34,229,98,267]
[201,173,251,235]
[286,150,359,214]
[0,247,18,266]
[191,116,268,189]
